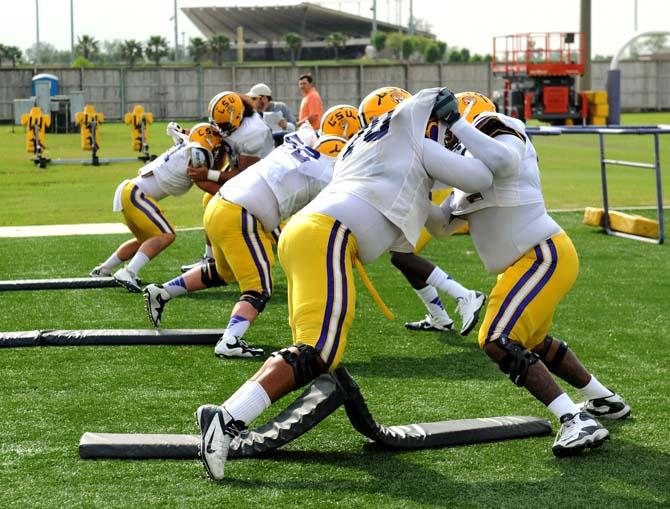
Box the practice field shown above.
[1,114,669,507]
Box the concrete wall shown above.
[1,60,667,122]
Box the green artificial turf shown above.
[0,113,669,507]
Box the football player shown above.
[358,87,487,336]
[195,87,496,480]
[180,91,275,272]
[427,91,631,456]
[143,129,346,359]
[89,123,223,292]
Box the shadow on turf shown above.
[219,440,669,507]
[346,351,497,381]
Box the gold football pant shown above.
[278,212,358,371]
[204,196,274,295]
[478,232,579,350]
[120,182,174,243]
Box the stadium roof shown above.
[182,2,434,42]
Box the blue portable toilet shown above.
[32,73,59,96]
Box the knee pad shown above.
[487,335,540,387]
[535,335,568,373]
[240,290,270,313]
[200,260,226,287]
[272,343,326,388]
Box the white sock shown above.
[547,393,580,420]
[126,252,150,275]
[414,286,451,322]
[577,375,613,400]
[101,253,123,272]
[205,244,214,258]
[426,267,469,301]
[222,315,250,342]
[222,380,271,425]
[164,276,188,297]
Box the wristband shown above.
[207,170,220,182]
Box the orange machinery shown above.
[492,32,588,124]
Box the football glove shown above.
[433,87,460,128]
[166,121,187,144]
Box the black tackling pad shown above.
[0,329,225,347]
[0,277,118,291]
[79,368,552,460]
[79,374,345,460]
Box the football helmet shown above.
[314,135,348,157]
[358,86,412,127]
[455,91,496,124]
[425,116,439,141]
[320,104,362,140]
[188,122,223,154]
[188,143,215,169]
[208,91,245,135]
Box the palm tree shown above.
[189,37,208,64]
[284,32,303,64]
[119,39,143,67]
[5,46,22,67]
[208,33,230,66]
[325,32,347,60]
[76,34,100,60]
[145,35,169,66]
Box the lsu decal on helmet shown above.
[358,86,412,127]
[188,122,223,154]
[455,91,496,124]
[314,135,348,157]
[320,104,362,140]
[208,91,244,135]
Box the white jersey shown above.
[225,113,274,163]
[330,89,438,247]
[220,129,335,232]
[136,142,193,199]
[448,112,561,273]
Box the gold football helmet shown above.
[314,135,348,157]
[455,91,496,123]
[208,91,245,135]
[188,122,223,154]
[320,104,362,140]
[358,86,412,127]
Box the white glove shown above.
[166,122,187,144]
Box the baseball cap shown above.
[248,83,272,98]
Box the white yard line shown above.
[0,205,665,238]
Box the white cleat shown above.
[404,314,454,332]
[113,267,141,293]
[552,411,610,457]
[455,290,486,336]
[214,336,264,358]
[577,392,631,420]
[89,264,112,278]
[196,405,236,481]
[143,284,171,327]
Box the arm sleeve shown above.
[449,117,526,177]
[421,138,493,193]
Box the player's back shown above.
[137,142,193,198]
[226,112,274,158]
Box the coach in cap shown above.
[248,83,296,135]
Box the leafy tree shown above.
[471,54,483,62]
[460,48,470,62]
[386,32,403,59]
[424,43,441,63]
[448,49,463,63]
[412,36,430,55]
[370,31,387,55]
[2,46,23,67]
[76,34,100,60]
[401,37,415,61]
[120,39,143,67]
[189,37,208,64]
[208,33,230,66]
[145,35,169,66]
[99,39,123,64]
[0,44,6,66]
[325,32,347,60]
[284,32,303,64]
[25,42,71,64]
[436,41,447,61]
[70,56,91,68]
